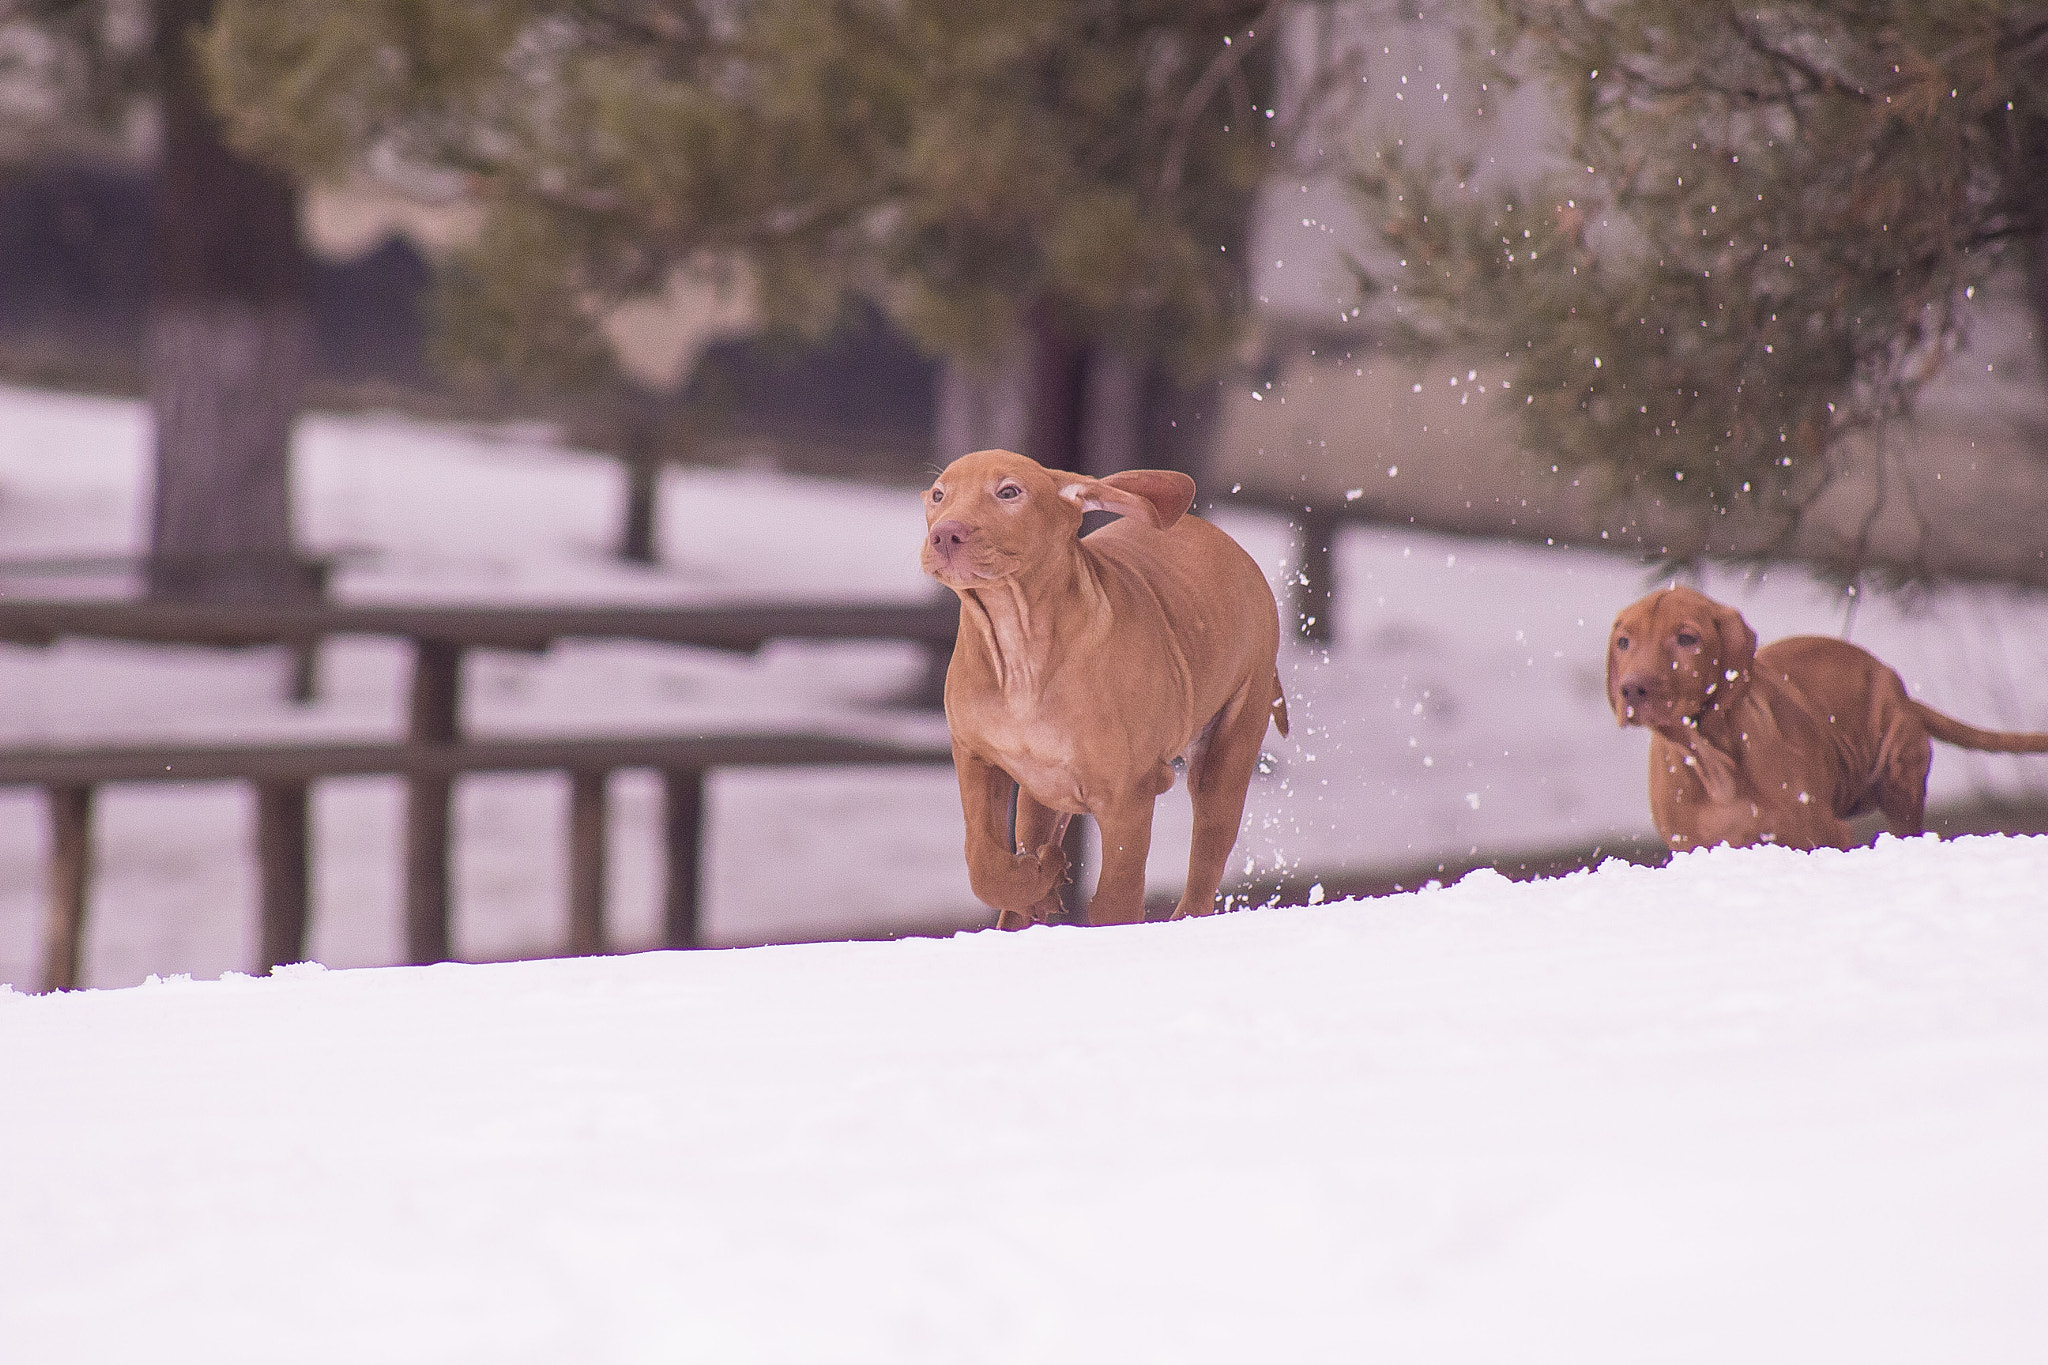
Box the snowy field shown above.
[3,835,2046,1362]
[4,382,2048,990]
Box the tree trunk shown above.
[1015,310,1220,484]
[1025,305,1089,472]
[2030,229,2048,374]
[1079,343,1145,478]
[614,395,662,565]
[618,449,660,565]
[1141,368,1224,486]
[145,302,310,599]
[935,342,1031,463]
[934,312,1190,483]
[148,0,311,604]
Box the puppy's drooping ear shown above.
[1605,614,1631,726]
[1707,599,1758,710]
[1058,469,1196,531]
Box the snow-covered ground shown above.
[3,383,2048,991]
[4,835,2045,1362]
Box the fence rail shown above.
[0,731,957,786]
[0,597,962,652]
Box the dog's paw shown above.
[1024,888,1069,925]
[969,843,1069,919]
[1023,841,1071,899]
[994,885,1070,930]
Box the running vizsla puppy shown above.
[1608,584,2048,851]
[922,449,1288,928]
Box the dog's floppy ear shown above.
[1605,615,1628,726]
[1707,598,1758,710]
[1058,470,1196,531]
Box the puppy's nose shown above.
[928,519,972,557]
[1618,678,1652,707]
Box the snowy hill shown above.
[4,834,2045,1362]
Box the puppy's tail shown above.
[1269,673,1290,739]
[1908,699,2048,754]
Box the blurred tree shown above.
[203,0,1349,527]
[1352,1,2048,571]
[0,0,316,600]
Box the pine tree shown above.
[203,1,1343,495]
[1351,1,2048,568]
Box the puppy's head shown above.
[1606,585,1756,730]
[920,449,1195,589]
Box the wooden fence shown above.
[0,598,963,992]
[1,731,955,994]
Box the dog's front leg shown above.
[955,749,1069,927]
[1013,788,1075,925]
[1086,794,1156,926]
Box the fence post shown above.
[275,556,331,705]
[662,768,706,949]
[41,784,92,993]
[286,643,321,705]
[406,639,463,964]
[1292,506,1339,645]
[567,769,609,957]
[256,780,311,972]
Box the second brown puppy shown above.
[1608,585,2048,851]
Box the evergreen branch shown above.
[1157,0,1281,197]
[1722,9,1863,104]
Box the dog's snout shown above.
[1618,677,1652,706]
[928,519,972,557]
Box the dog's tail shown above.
[1269,673,1290,739]
[1909,699,2048,753]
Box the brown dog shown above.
[1608,584,2048,851]
[922,449,1288,928]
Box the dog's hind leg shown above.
[1174,677,1271,918]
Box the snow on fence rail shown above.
[0,598,962,992]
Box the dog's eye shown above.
[929,487,945,504]
[995,483,1022,501]
[1675,630,1700,649]
[1615,635,1630,651]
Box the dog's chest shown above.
[1650,733,1841,849]
[975,702,1090,809]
